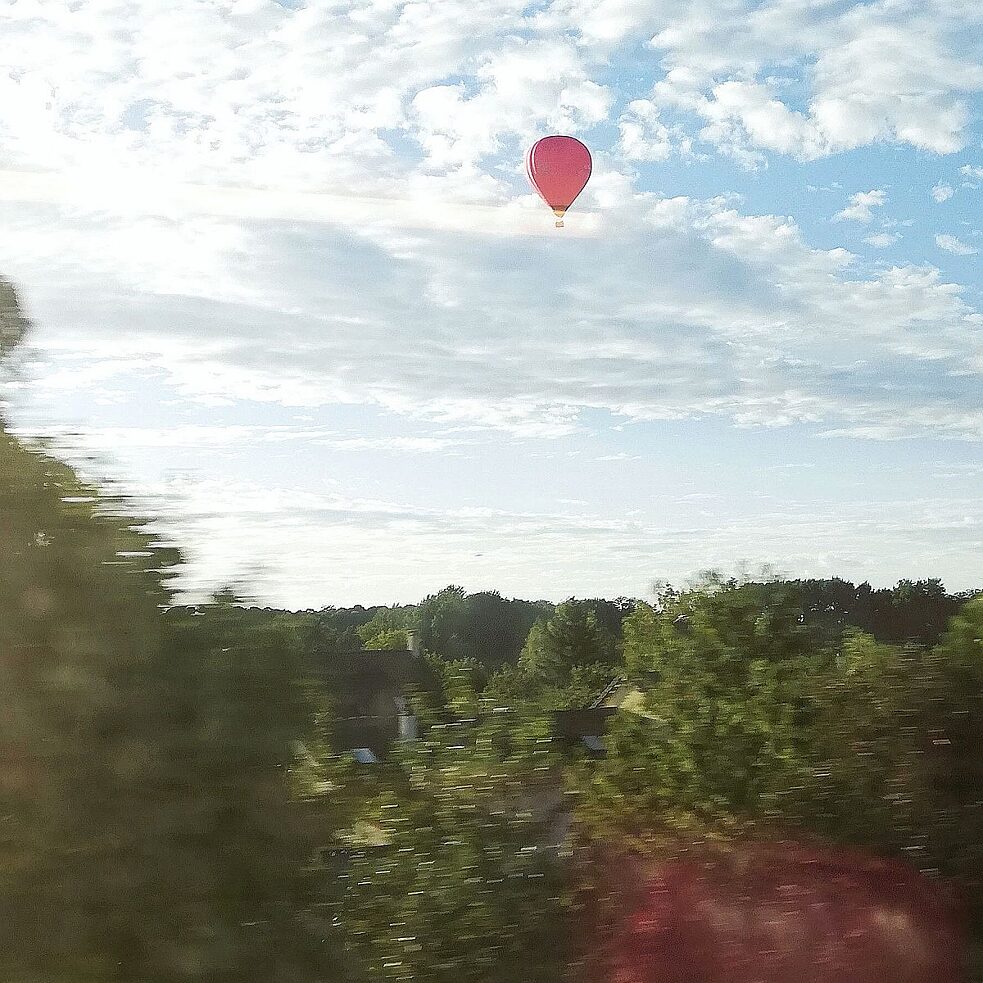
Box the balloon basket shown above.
[555,219,564,229]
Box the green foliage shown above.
[145,597,346,981]
[304,606,377,659]
[558,663,619,711]
[418,585,552,668]
[930,599,983,903]
[939,595,983,664]
[0,425,178,980]
[0,362,342,980]
[786,604,983,899]
[330,709,568,983]
[357,607,414,650]
[361,627,410,650]
[592,587,814,835]
[519,600,619,685]
[424,653,487,718]
[586,579,983,956]
[746,576,965,647]
[477,601,628,723]
[777,631,931,850]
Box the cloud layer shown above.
[2,191,980,443]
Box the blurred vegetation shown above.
[2,276,982,980]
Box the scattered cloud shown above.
[960,165,983,179]
[644,1,982,163]
[864,232,899,248]
[618,100,673,161]
[931,181,955,203]
[834,190,886,223]
[676,78,828,165]
[0,0,978,200]
[411,38,613,171]
[936,233,979,255]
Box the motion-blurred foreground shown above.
[2,276,980,981]
[586,841,964,983]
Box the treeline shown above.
[244,576,979,727]
[284,587,633,669]
[250,575,973,670]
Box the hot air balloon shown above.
[526,135,592,228]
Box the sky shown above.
[0,0,980,608]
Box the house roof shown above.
[549,676,638,746]
[591,676,632,708]
[551,706,616,739]
[324,648,420,685]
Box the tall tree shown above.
[593,582,814,835]
[519,600,619,686]
[357,606,413,650]
[0,277,29,357]
[419,586,551,668]
[1,280,178,977]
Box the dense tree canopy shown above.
[416,585,552,668]
[581,578,983,958]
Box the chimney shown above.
[398,709,418,742]
[395,696,418,742]
[406,629,421,658]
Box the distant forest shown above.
[259,574,977,667]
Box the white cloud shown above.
[531,0,671,48]
[960,165,983,179]
[699,80,829,162]
[864,232,899,248]
[0,0,576,195]
[644,0,982,162]
[936,233,978,255]
[834,190,886,223]
[618,100,672,162]
[0,0,977,203]
[411,39,612,172]
[931,181,955,203]
[2,190,980,444]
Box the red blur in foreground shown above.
[589,841,965,983]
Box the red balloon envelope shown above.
[526,135,592,227]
